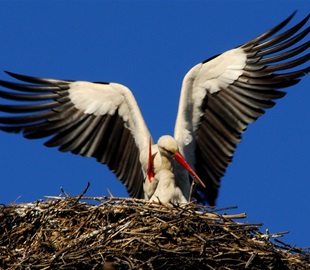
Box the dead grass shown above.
[0,194,309,269]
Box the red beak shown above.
[147,137,155,182]
[174,152,206,188]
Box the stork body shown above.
[150,170,187,205]
[0,13,309,205]
[143,135,204,202]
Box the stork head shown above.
[157,135,179,158]
[157,135,206,188]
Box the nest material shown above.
[0,195,309,270]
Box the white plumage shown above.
[150,170,187,205]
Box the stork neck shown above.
[159,155,174,172]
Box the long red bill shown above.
[174,152,206,188]
[147,137,155,182]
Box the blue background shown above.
[0,1,309,247]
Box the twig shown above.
[60,186,69,197]
[245,252,258,268]
[189,179,196,202]
[73,182,91,204]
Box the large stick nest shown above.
[0,194,309,269]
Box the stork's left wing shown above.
[174,12,310,205]
[0,73,152,198]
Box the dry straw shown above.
[0,189,309,269]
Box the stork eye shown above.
[166,150,174,156]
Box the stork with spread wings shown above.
[0,13,309,205]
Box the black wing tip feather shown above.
[284,10,298,24]
[242,11,309,49]
[4,70,72,85]
[4,70,41,83]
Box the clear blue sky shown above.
[0,1,309,247]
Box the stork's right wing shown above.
[175,12,310,205]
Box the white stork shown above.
[145,135,201,204]
[0,13,309,205]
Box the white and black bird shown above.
[0,13,309,205]
[145,135,200,204]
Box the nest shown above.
[0,191,309,269]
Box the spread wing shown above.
[175,12,310,205]
[0,73,152,198]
